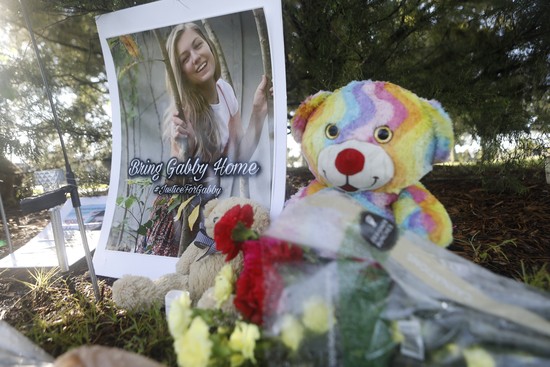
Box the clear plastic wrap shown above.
[0,321,54,367]
[263,189,550,366]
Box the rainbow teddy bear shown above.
[290,80,454,247]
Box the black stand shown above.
[19,0,100,300]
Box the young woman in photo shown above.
[138,22,270,257]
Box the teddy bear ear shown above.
[290,90,332,143]
[428,99,454,163]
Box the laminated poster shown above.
[94,0,287,279]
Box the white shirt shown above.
[211,79,238,151]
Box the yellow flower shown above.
[390,321,404,343]
[280,314,304,352]
[230,354,245,367]
[229,321,260,364]
[463,346,495,367]
[168,291,192,339]
[302,296,335,334]
[214,264,234,308]
[174,317,212,367]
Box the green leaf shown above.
[124,196,137,209]
[137,219,154,236]
[167,195,182,212]
[231,222,259,242]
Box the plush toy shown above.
[289,80,454,246]
[111,196,270,311]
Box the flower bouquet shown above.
[261,190,550,366]
[166,203,305,367]
[168,191,550,367]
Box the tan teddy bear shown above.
[111,196,270,311]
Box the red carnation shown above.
[234,240,284,325]
[214,204,257,261]
[233,238,304,325]
[234,257,265,323]
[260,236,304,262]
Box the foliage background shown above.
[0,0,549,189]
[0,2,549,365]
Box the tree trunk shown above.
[153,29,192,256]
[202,19,233,88]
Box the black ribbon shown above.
[193,222,218,261]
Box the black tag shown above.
[359,211,398,251]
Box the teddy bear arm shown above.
[393,184,452,247]
[175,244,205,275]
[188,253,230,302]
[112,275,160,310]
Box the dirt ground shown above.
[289,164,550,281]
[1,165,550,317]
[424,165,550,279]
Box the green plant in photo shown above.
[113,178,155,251]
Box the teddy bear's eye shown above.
[374,126,393,143]
[325,124,339,139]
[213,216,219,223]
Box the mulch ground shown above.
[425,165,550,280]
[287,164,550,282]
[1,165,549,317]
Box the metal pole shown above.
[50,206,69,272]
[19,0,100,300]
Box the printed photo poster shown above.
[93,0,287,279]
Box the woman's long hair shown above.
[164,23,223,162]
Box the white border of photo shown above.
[93,0,287,279]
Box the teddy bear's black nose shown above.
[335,148,365,176]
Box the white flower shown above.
[174,316,212,367]
[302,296,335,334]
[280,314,304,352]
[168,291,192,339]
[463,346,495,367]
[214,264,234,308]
[229,321,260,364]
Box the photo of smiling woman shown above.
[137,22,271,257]
[95,0,286,279]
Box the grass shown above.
[468,237,517,265]
[5,269,177,365]
[518,262,550,291]
[4,254,549,364]
[3,160,550,363]
[16,267,61,292]
[454,235,550,292]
